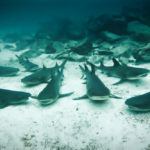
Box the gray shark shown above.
[125,92,150,112]
[21,65,57,86]
[21,60,67,86]
[32,60,73,105]
[88,58,150,85]
[74,64,119,101]
[0,66,19,76]
[0,88,31,108]
[16,55,39,72]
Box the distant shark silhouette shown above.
[16,55,39,72]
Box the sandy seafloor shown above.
[0,44,150,150]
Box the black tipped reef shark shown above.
[31,59,73,105]
[73,63,121,101]
[16,55,39,72]
[0,59,73,108]
[87,58,150,85]
[21,59,67,86]
[0,88,31,108]
[125,92,150,112]
[0,66,19,76]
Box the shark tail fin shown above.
[86,61,96,72]
[88,62,95,74]
[60,59,67,70]
[84,64,89,72]
[79,65,89,77]
[79,65,85,73]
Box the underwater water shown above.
[0,0,150,150]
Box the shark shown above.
[32,60,73,105]
[0,88,31,108]
[21,66,55,86]
[87,58,150,85]
[125,92,150,112]
[73,63,120,101]
[16,55,39,72]
[0,66,19,76]
[21,60,67,86]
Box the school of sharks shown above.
[0,5,150,112]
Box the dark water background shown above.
[0,0,149,34]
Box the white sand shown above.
[0,50,150,150]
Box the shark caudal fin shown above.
[80,63,95,75]
[59,59,68,70]
[89,62,95,74]
[84,64,89,71]
[79,65,86,79]
[86,61,96,74]
[79,65,85,73]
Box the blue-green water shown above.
[0,0,148,34]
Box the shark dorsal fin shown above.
[100,61,104,67]
[55,62,59,68]
[112,58,120,66]
[25,56,29,62]
[60,59,67,69]
[43,64,47,69]
[79,65,84,73]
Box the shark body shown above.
[16,55,39,72]
[21,66,56,86]
[35,60,72,105]
[125,92,150,112]
[21,60,67,86]
[37,67,64,105]
[74,64,113,101]
[88,58,150,84]
[0,66,19,76]
[0,88,31,108]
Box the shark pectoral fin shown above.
[0,103,8,109]
[82,82,86,84]
[73,94,88,100]
[110,94,122,99]
[43,81,49,84]
[59,92,74,98]
[113,79,126,85]
[30,95,38,99]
